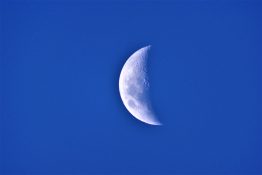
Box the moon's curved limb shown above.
[119,46,162,126]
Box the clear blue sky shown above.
[1,0,261,174]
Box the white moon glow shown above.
[119,46,162,126]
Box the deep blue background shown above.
[1,0,261,174]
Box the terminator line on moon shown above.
[119,46,162,125]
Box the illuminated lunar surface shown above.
[119,46,162,125]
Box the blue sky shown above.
[1,0,261,174]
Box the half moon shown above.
[119,46,162,126]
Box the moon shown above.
[119,45,162,126]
